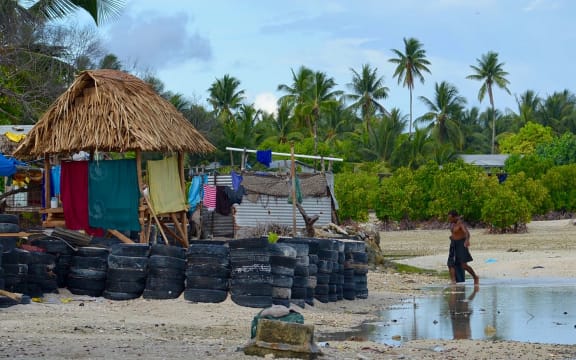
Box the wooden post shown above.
[291,142,297,236]
[177,152,188,243]
[43,153,51,209]
[136,150,147,243]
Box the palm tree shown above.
[300,71,342,156]
[346,64,389,132]
[389,37,431,137]
[207,74,245,124]
[467,51,511,154]
[277,66,314,130]
[26,0,125,25]
[418,81,466,149]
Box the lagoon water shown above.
[319,278,576,346]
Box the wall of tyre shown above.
[1,234,369,307]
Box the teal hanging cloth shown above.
[287,175,302,204]
[88,159,141,232]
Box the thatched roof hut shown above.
[13,69,215,158]
[12,69,215,246]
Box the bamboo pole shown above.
[177,152,188,243]
[136,150,147,243]
[291,142,297,236]
[43,153,51,210]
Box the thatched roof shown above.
[13,69,216,158]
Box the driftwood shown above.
[295,203,319,238]
[0,289,22,302]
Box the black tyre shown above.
[0,222,19,233]
[227,237,268,249]
[148,267,184,279]
[71,256,107,270]
[0,214,19,224]
[3,248,31,264]
[76,247,109,258]
[230,294,272,308]
[105,280,146,294]
[102,290,141,301]
[187,244,229,257]
[68,287,103,297]
[186,255,229,267]
[68,268,107,280]
[67,276,106,291]
[185,264,230,278]
[110,243,150,257]
[229,283,272,297]
[107,255,149,270]
[148,255,186,271]
[31,237,74,254]
[186,276,228,290]
[183,289,227,303]
[145,276,185,291]
[150,244,186,259]
[142,288,183,300]
[292,276,308,288]
[106,268,147,282]
[269,255,297,268]
[271,274,293,288]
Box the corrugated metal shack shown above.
[199,172,337,239]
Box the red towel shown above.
[203,184,216,211]
[60,161,104,236]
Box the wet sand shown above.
[0,220,574,359]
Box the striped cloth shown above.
[203,184,217,211]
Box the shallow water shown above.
[319,278,576,346]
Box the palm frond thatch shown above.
[13,69,216,158]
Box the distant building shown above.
[459,154,510,169]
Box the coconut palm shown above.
[25,0,125,25]
[389,37,431,137]
[207,74,245,124]
[346,64,389,132]
[467,51,511,154]
[418,81,466,149]
[277,66,314,130]
[300,71,343,156]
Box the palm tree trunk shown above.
[491,103,496,154]
[409,88,413,137]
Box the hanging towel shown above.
[215,186,232,216]
[287,176,303,205]
[256,149,272,167]
[61,161,104,236]
[88,159,140,232]
[224,185,245,205]
[148,156,187,214]
[51,165,61,196]
[203,184,216,211]
[231,170,243,191]
[188,174,207,212]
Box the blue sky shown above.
[76,0,575,118]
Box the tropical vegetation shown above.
[2,6,576,231]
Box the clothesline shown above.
[225,147,343,162]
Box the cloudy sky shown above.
[79,0,575,117]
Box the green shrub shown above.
[334,171,379,222]
[481,185,531,231]
[541,164,576,212]
[503,172,551,215]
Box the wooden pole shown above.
[136,150,147,243]
[43,153,51,209]
[177,152,188,242]
[291,142,297,236]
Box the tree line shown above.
[2,1,576,229]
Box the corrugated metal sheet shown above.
[235,195,332,228]
[195,174,333,238]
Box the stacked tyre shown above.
[2,248,30,295]
[278,238,309,308]
[306,239,319,306]
[343,241,356,300]
[0,214,20,255]
[229,237,272,308]
[143,244,186,299]
[268,242,297,307]
[26,251,58,297]
[350,241,369,299]
[333,240,345,301]
[314,239,335,303]
[104,243,150,301]
[31,236,75,288]
[184,241,230,303]
[67,247,109,297]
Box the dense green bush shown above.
[535,132,576,166]
[481,185,531,231]
[503,172,551,215]
[334,171,379,222]
[540,164,576,212]
[374,167,417,222]
[427,161,495,222]
[504,153,554,180]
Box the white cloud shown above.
[254,92,278,115]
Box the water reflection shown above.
[318,279,576,346]
[446,285,478,340]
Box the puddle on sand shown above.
[319,278,576,346]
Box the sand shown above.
[0,220,575,359]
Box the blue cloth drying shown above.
[188,174,208,212]
[256,149,272,167]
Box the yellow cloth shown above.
[5,132,26,142]
[148,156,187,214]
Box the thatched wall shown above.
[14,69,215,158]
